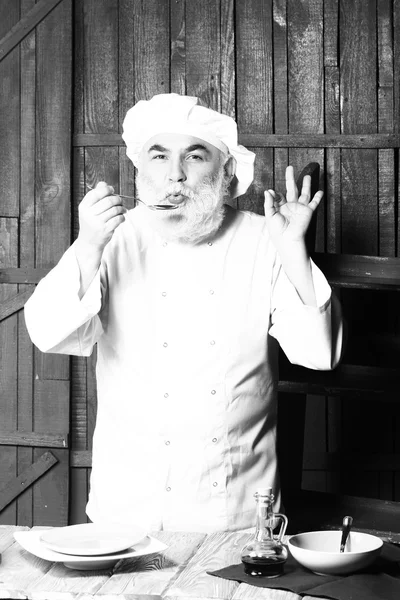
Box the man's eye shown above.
[152,154,167,160]
[187,154,203,161]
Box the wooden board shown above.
[236,0,273,213]
[0,218,19,524]
[0,0,19,218]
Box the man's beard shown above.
[135,168,229,244]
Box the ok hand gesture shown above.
[264,166,323,247]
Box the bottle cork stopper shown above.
[256,487,273,497]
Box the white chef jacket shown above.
[24,205,342,532]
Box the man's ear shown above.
[223,155,235,182]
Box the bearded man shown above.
[25,93,343,532]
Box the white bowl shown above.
[288,530,383,575]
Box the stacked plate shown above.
[14,523,168,570]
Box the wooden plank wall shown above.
[0,0,72,526]
[68,0,400,524]
[1,0,400,526]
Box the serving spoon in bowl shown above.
[85,184,179,211]
[340,515,353,552]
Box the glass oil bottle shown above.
[241,487,288,577]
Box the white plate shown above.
[14,529,168,570]
[39,523,147,556]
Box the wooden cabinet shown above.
[279,251,400,398]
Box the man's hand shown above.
[264,166,323,246]
[77,182,126,253]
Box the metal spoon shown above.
[85,184,179,211]
[340,516,353,552]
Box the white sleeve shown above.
[269,257,343,370]
[24,242,104,356]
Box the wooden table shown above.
[0,525,333,600]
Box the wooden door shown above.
[0,0,72,526]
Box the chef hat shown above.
[121,93,255,198]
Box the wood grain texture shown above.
[324,0,339,67]
[186,0,220,109]
[70,450,92,468]
[73,0,84,135]
[340,0,377,134]
[133,0,170,102]
[32,373,70,525]
[70,140,89,464]
[119,0,135,125]
[165,531,251,597]
[313,248,400,278]
[27,559,112,597]
[0,0,20,218]
[33,10,72,502]
[378,0,394,87]
[0,290,33,322]
[341,150,378,255]
[273,0,288,195]
[0,218,18,525]
[235,0,273,213]
[32,449,68,526]
[0,451,58,514]
[170,0,186,96]
[34,380,69,436]
[18,0,36,526]
[119,0,137,201]
[84,0,118,134]
[32,0,71,389]
[0,524,28,551]
[97,532,206,596]
[0,268,50,284]
[71,356,88,450]
[378,150,396,257]
[73,132,400,148]
[85,147,120,193]
[287,1,324,249]
[0,530,52,598]
[377,0,395,260]
[325,66,341,254]
[288,0,324,135]
[236,0,273,133]
[220,0,236,119]
[0,0,64,62]
[241,148,273,214]
[394,0,400,137]
[87,349,98,452]
[0,432,67,448]
[35,0,71,269]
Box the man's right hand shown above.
[77,181,126,252]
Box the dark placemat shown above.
[207,542,400,599]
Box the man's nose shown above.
[168,159,186,183]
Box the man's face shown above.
[135,133,231,243]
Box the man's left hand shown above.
[264,166,323,247]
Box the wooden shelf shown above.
[278,363,400,398]
[312,253,400,290]
[283,489,400,536]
